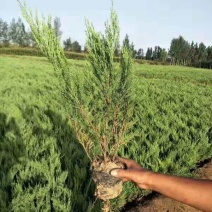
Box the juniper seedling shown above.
[18,0,135,162]
[18,0,135,210]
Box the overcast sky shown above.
[1,0,212,51]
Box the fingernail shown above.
[110,170,117,176]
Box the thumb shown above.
[110,168,132,179]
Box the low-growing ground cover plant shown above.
[1,54,212,212]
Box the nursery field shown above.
[0,55,212,211]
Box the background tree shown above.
[28,31,37,47]
[136,48,144,59]
[63,37,72,51]
[189,41,196,66]
[8,18,17,45]
[83,45,88,53]
[160,48,168,62]
[198,42,207,64]
[146,47,153,60]
[63,38,81,52]
[123,34,136,58]
[114,44,120,57]
[193,43,199,66]
[0,18,9,47]
[54,17,62,39]
[152,46,161,60]
[169,36,188,65]
[152,46,158,60]
[206,46,212,68]
[207,46,212,62]
[71,40,81,53]
[8,18,30,47]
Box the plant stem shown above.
[103,200,110,212]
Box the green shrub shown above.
[65,51,86,60]
[0,47,87,60]
[134,59,144,64]
[0,47,44,57]
[148,61,159,65]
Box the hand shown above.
[110,157,153,189]
[111,158,212,212]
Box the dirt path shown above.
[125,161,212,212]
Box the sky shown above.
[1,0,212,51]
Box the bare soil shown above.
[125,160,212,212]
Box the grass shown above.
[0,55,212,211]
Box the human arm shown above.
[110,158,212,212]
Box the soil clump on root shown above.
[92,157,124,200]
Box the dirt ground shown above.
[125,160,212,212]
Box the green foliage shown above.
[0,114,24,211]
[133,63,212,85]
[12,120,72,211]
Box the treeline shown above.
[169,36,212,69]
[135,37,212,69]
[0,17,36,47]
[0,17,83,53]
[1,17,212,69]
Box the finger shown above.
[110,168,132,179]
[117,157,135,167]
[117,157,141,169]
